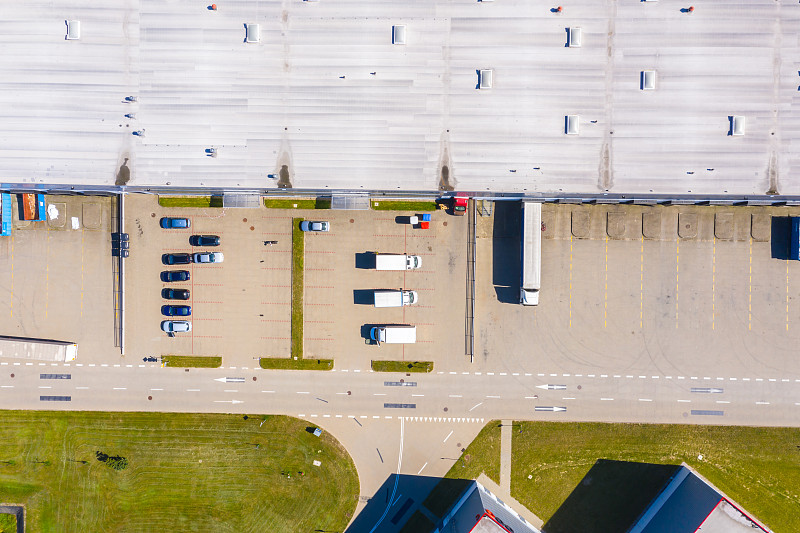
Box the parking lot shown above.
[0,195,117,362]
[125,195,467,369]
[475,203,800,379]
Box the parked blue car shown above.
[161,270,190,283]
[161,305,191,317]
[160,217,190,229]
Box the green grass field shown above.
[371,360,433,373]
[263,198,331,209]
[370,200,437,211]
[447,421,800,532]
[0,412,359,532]
[161,355,222,368]
[158,196,223,208]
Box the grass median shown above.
[161,355,222,368]
[371,360,433,373]
[264,198,331,209]
[259,358,333,370]
[158,196,223,208]
[371,200,437,211]
[0,411,359,531]
[291,218,304,359]
[447,421,800,532]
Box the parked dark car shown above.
[189,235,220,247]
[161,305,191,317]
[162,288,190,300]
[161,270,190,283]
[162,253,192,265]
[160,217,190,229]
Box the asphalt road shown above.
[6,363,799,426]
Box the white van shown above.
[374,290,418,307]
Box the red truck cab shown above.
[452,195,468,216]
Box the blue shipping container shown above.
[791,217,800,261]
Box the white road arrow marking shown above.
[214,377,245,383]
[536,384,567,390]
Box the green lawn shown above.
[371,360,433,373]
[446,421,800,533]
[444,420,502,484]
[264,198,331,209]
[370,200,438,211]
[161,355,222,368]
[259,358,333,371]
[0,514,15,533]
[0,412,359,532]
[158,196,223,208]
[291,218,304,359]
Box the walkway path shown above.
[500,419,512,493]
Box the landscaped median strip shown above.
[263,197,331,209]
[259,217,333,371]
[158,196,223,208]
[370,199,437,211]
[161,356,222,368]
[371,360,434,373]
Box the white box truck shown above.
[370,325,417,345]
[520,201,542,306]
[374,253,422,270]
[374,290,418,307]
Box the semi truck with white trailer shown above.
[0,337,77,362]
[370,325,417,345]
[374,253,422,271]
[520,201,542,306]
[373,290,418,307]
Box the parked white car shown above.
[193,252,224,263]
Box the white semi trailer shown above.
[0,337,77,362]
[520,201,542,306]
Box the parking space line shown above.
[45,230,50,319]
[604,236,608,329]
[712,238,715,330]
[786,260,790,331]
[9,232,13,318]
[569,235,573,328]
[749,238,752,331]
[81,229,84,318]
[675,240,679,328]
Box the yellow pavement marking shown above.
[675,240,679,328]
[604,236,608,329]
[9,233,13,318]
[640,236,643,328]
[81,230,85,317]
[45,230,50,319]
[786,260,789,332]
[569,235,573,328]
[748,238,752,331]
[712,238,715,331]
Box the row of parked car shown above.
[159,218,222,337]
